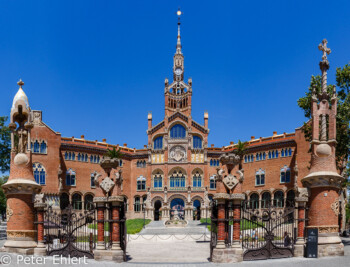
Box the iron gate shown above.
[43,204,97,258]
[241,199,296,261]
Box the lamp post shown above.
[142,203,146,229]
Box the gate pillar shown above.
[301,39,344,257]
[108,196,124,262]
[94,197,107,251]
[216,199,226,249]
[33,202,47,256]
[294,195,308,257]
[2,80,42,254]
[232,199,242,248]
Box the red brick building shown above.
[11,22,345,235]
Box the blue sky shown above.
[1,0,350,149]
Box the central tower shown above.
[164,9,192,117]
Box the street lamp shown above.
[142,203,146,229]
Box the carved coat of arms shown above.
[100,177,115,193]
[169,146,186,162]
[223,174,239,190]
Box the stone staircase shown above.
[0,220,7,240]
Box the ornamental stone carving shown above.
[32,110,42,126]
[169,145,186,162]
[331,199,339,216]
[100,177,115,193]
[223,174,239,190]
[6,205,13,222]
[34,193,45,204]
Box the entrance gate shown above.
[43,205,96,258]
[241,200,296,261]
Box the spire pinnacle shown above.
[17,79,24,88]
[176,8,182,54]
[318,39,331,96]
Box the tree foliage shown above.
[0,116,11,173]
[0,175,8,213]
[297,64,350,184]
[235,139,249,169]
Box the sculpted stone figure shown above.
[34,193,45,204]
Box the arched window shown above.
[192,171,202,188]
[250,193,259,209]
[40,141,47,153]
[84,194,94,210]
[90,155,93,162]
[68,152,72,160]
[170,124,186,139]
[137,176,146,191]
[65,152,68,160]
[66,169,76,186]
[85,154,88,162]
[119,159,123,167]
[274,191,284,208]
[90,173,96,188]
[210,175,216,190]
[97,156,100,163]
[261,192,271,208]
[169,169,186,188]
[193,136,202,149]
[281,149,285,157]
[288,148,292,156]
[263,152,266,160]
[72,193,82,210]
[280,165,291,183]
[255,169,265,186]
[60,193,69,210]
[33,163,46,185]
[134,197,141,212]
[77,153,81,161]
[33,140,40,153]
[268,151,271,159]
[153,136,163,150]
[153,172,163,188]
[72,153,75,160]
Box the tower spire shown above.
[176,8,182,54]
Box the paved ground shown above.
[0,236,349,266]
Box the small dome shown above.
[11,80,29,110]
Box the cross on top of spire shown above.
[318,39,331,61]
[176,8,182,54]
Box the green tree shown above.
[0,175,8,214]
[297,65,350,177]
[0,116,11,173]
[235,140,249,169]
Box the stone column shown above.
[216,199,226,249]
[93,197,107,251]
[232,200,241,248]
[33,203,47,256]
[294,197,307,257]
[108,196,124,262]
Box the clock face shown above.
[175,68,183,76]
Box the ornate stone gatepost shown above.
[2,80,42,254]
[33,194,47,256]
[212,153,245,263]
[93,157,124,261]
[294,188,308,257]
[301,39,344,257]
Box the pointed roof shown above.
[176,8,182,55]
[12,79,29,110]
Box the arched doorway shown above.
[154,200,162,221]
[193,200,201,220]
[170,198,185,220]
[60,193,69,210]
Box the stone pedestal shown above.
[212,247,243,263]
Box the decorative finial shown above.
[176,8,182,54]
[17,79,24,88]
[318,39,331,61]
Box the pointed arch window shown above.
[137,176,146,191]
[65,152,68,160]
[280,165,291,183]
[153,172,163,188]
[170,124,186,139]
[40,141,47,154]
[192,171,202,188]
[153,136,163,150]
[134,197,141,212]
[255,169,265,186]
[66,168,76,186]
[193,136,202,149]
[169,169,186,188]
[72,193,82,210]
[33,163,46,185]
[77,153,81,161]
[33,141,40,153]
[210,175,216,190]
